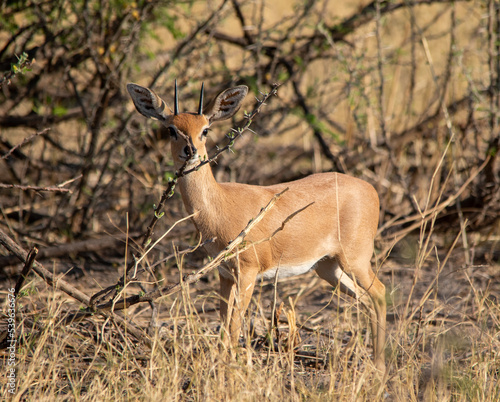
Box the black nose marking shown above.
[184,145,196,156]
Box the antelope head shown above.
[127,81,248,170]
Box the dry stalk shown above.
[270,261,282,348]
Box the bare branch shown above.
[0,183,72,193]
[0,128,50,160]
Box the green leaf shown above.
[164,171,175,182]
[53,106,68,117]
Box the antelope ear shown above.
[127,83,170,121]
[204,85,248,123]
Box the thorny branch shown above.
[88,83,280,308]
[142,83,281,248]
[88,188,290,314]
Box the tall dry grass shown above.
[2,185,499,400]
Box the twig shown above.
[374,0,387,143]
[14,247,38,297]
[56,174,83,188]
[0,128,50,160]
[0,52,35,88]
[289,76,343,171]
[0,183,72,193]
[184,83,282,175]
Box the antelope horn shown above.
[174,80,179,115]
[198,82,204,115]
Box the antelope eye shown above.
[202,128,209,137]
[167,126,177,139]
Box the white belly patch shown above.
[217,261,319,281]
[257,261,317,280]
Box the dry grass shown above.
[2,205,499,400]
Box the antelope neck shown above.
[178,162,222,217]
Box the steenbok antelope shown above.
[127,82,387,372]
